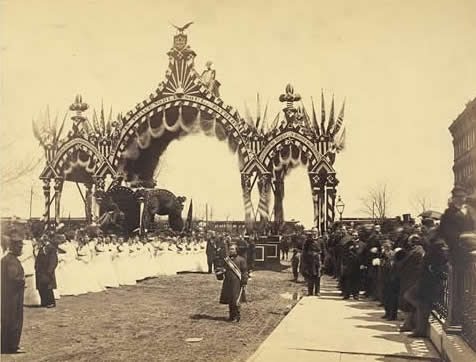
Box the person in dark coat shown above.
[291,248,301,282]
[381,240,400,320]
[336,228,352,290]
[219,244,248,322]
[301,235,323,296]
[247,237,256,276]
[363,225,383,299]
[411,230,449,337]
[1,229,26,354]
[35,236,58,308]
[396,233,425,332]
[342,231,365,300]
[237,237,248,260]
[280,236,289,260]
[206,232,218,273]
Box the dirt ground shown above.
[5,263,306,362]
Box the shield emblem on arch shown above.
[174,34,187,50]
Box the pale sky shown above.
[1,0,475,227]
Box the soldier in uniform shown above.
[35,234,59,308]
[219,244,248,322]
[1,226,26,354]
[205,231,217,274]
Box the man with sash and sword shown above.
[218,244,248,322]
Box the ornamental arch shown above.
[36,28,346,234]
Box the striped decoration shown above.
[312,190,319,230]
[257,176,271,222]
[42,179,51,221]
[241,174,254,228]
[326,187,336,230]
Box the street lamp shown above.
[336,196,345,221]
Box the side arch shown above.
[40,138,115,183]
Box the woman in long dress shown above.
[55,239,69,297]
[20,239,41,306]
[59,239,84,296]
[77,238,104,293]
[95,237,120,288]
[116,238,136,286]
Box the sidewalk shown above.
[248,277,441,362]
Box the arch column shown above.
[241,173,253,232]
[84,183,93,223]
[42,178,52,223]
[325,174,339,231]
[53,177,64,225]
[309,172,326,233]
[93,176,106,220]
[273,170,285,233]
[257,173,272,230]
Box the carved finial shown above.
[279,84,301,108]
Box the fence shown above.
[438,232,476,351]
[461,246,476,350]
[433,271,449,321]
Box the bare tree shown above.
[360,183,390,221]
[0,156,43,185]
[410,191,433,215]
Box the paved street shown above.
[249,278,440,362]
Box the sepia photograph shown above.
[1,0,475,361]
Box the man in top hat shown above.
[35,234,59,308]
[1,226,26,354]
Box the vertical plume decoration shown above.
[320,90,326,134]
[92,109,100,133]
[107,106,113,135]
[100,100,106,135]
[332,99,346,136]
[244,101,254,128]
[255,93,261,130]
[327,95,335,135]
[311,97,321,136]
[260,102,269,133]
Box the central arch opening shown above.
[155,133,243,222]
[281,165,314,228]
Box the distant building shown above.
[449,98,476,192]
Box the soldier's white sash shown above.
[224,256,241,281]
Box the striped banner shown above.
[312,190,319,230]
[326,188,336,229]
[257,176,271,222]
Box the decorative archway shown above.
[35,27,346,234]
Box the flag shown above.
[185,199,193,231]
[332,100,346,136]
[320,90,326,133]
[327,96,335,134]
[311,97,320,136]
[336,127,346,152]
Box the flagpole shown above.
[29,186,33,220]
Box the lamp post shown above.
[336,196,345,221]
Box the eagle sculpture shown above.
[171,21,194,34]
